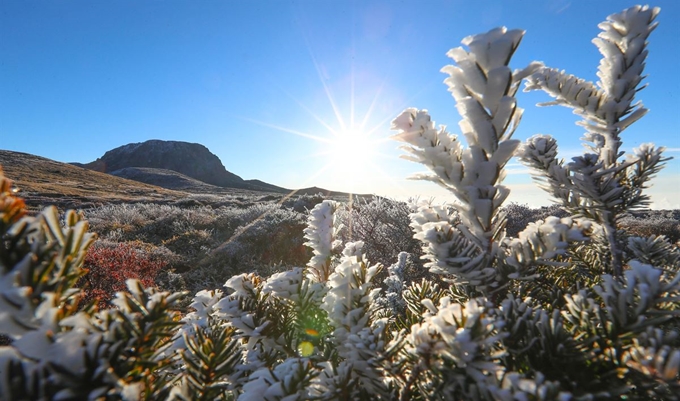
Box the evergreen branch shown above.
[393,27,538,247]
[176,323,241,400]
[518,135,580,211]
[627,235,680,270]
[502,216,592,279]
[621,144,671,211]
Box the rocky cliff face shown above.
[83,140,244,187]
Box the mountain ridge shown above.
[75,139,254,189]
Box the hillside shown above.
[109,167,228,193]
[0,150,268,211]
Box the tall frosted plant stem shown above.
[520,5,666,277]
[392,28,542,294]
[304,200,342,282]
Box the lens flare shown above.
[298,341,314,357]
[304,328,320,338]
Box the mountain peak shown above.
[84,139,244,187]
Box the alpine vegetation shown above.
[1,5,679,401]
[519,5,668,277]
[391,27,592,300]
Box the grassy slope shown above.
[0,150,190,210]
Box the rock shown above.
[82,140,243,187]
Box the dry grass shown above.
[0,150,185,209]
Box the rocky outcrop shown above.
[81,140,244,187]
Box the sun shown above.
[326,127,378,175]
[238,115,389,193]
[240,114,396,195]
[235,26,404,195]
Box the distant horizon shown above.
[5,137,678,211]
[2,1,678,208]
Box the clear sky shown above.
[1,0,679,208]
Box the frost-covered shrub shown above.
[619,210,680,243]
[206,205,308,267]
[232,207,308,264]
[215,202,282,230]
[85,202,150,228]
[372,251,410,318]
[334,197,441,294]
[1,5,679,401]
[519,6,669,277]
[281,192,326,213]
[502,203,570,238]
[154,267,188,295]
[86,201,310,291]
[181,204,309,294]
[85,203,219,244]
[162,228,215,259]
[391,26,593,299]
[502,204,679,245]
[336,197,422,267]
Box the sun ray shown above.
[300,22,347,132]
[334,80,436,145]
[350,60,355,130]
[243,58,341,137]
[237,116,332,144]
[359,66,394,133]
[238,6,426,201]
[361,75,443,140]
[350,12,356,130]
[257,71,340,136]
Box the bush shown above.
[222,205,308,265]
[619,210,680,244]
[86,201,311,284]
[336,197,420,266]
[1,5,679,401]
[281,192,326,212]
[502,203,570,238]
[182,204,309,294]
[335,197,436,288]
[79,241,167,308]
[85,203,220,244]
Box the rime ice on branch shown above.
[519,5,668,276]
[303,200,343,282]
[391,28,589,294]
[525,5,658,167]
[392,27,539,244]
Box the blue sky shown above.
[1,0,679,208]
